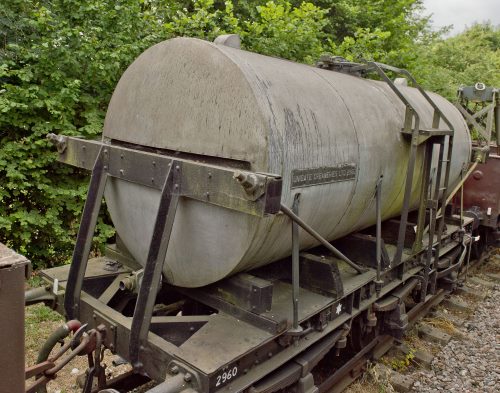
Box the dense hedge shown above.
[1,0,498,268]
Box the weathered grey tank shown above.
[103,37,471,287]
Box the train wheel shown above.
[471,227,489,260]
[349,311,379,353]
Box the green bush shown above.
[164,0,329,63]
[1,0,497,269]
[0,0,331,268]
[0,0,166,267]
[412,23,500,100]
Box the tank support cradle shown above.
[47,135,283,372]
[359,62,455,268]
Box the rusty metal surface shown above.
[100,37,471,288]
[462,153,500,228]
[0,243,29,393]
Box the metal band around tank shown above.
[48,135,283,217]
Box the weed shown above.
[387,348,415,372]
[26,304,63,325]
[27,273,45,289]
[425,316,461,337]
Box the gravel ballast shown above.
[412,264,500,392]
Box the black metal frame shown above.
[55,137,283,375]
[350,62,455,271]
[456,85,499,147]
[129,161,180,370]
[65,147,108,320]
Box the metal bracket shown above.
[129,161,180,371]
[64,146,108,320]
[352,62,455,268]
[93,311,118,353]
[166,360,203,392]
[280,203,365,274]
[49,136,282,217]
[299,253,344,298]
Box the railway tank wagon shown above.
[103,37,470,287]
[30,36,480,393]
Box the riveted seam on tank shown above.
[207,39,273,172]
[309,67,361,234]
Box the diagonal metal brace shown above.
[129,161,180,371]
[64,147,108,320]
[280,204,366,274]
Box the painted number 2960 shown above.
[215,366,238,387]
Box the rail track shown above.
[316,248,498,393]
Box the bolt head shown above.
[184,373,192,382]
[170,365,179,374]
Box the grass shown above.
[24,275,95,393]
[344,362,395,393]
[26,273,46,289]
[404,327,439,355]
[423,316,461,337]
[26,303,63,324]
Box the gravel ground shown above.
[412,254,500,393]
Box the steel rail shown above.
[319,248,490,393]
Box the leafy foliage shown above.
[165,0,329,63]
[0,0,167,266]
[241,1,328,62]
[1,0,498,268]
[412,23,500,99]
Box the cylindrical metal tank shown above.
[103,37,471,287]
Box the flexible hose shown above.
[34,320,81,393]
[25,287,57,307]
[36,320,81,364]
